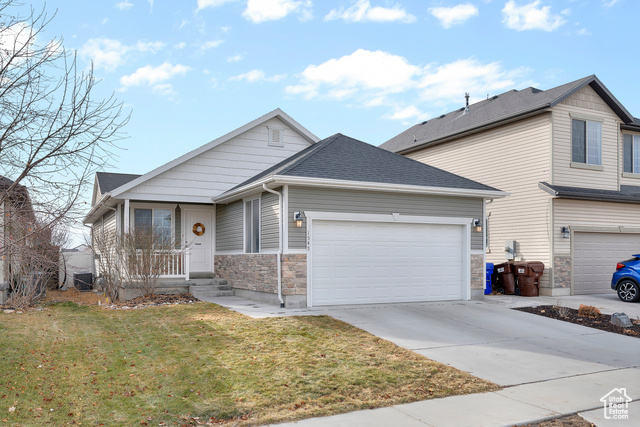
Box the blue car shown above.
[611,255,640,302]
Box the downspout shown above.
[263,183,284,308]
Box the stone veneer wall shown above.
[282,254,306,295]
[470,254,485,291]
[553,255,571,288]
[214,254,278,293]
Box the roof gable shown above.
[382,75,636,154]
[110,108,319,199]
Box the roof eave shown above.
[396,106,551,155]
[214,175,509,204]
[83,193,113,225]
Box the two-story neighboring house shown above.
[381,75,640,297]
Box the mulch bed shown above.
[515,305,640,338]
[522,414,595,427]
[106,292,198,309]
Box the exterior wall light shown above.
[473,218,482,233]
[294,211,304,228]
[561,226,570,239]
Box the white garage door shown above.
[310,220,466,306]
[574,232,640,294]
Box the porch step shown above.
[189,280,235,300]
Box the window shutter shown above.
[624,134,633,173]
[571,119,586,163]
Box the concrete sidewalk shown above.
[202,296,639,426]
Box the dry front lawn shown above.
[0,302,497,425]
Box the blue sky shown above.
[25,0,640,183]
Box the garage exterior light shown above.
[473,218,482,233]
[294,211,304,228]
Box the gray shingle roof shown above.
[539,182,640,204]
[226,133,501,194]
[96,172,141,193]
[382,75,636,154]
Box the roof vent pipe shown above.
[464,92,470,114]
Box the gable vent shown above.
[267,126,284,147]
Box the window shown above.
[572,119,602,165]
[623,134,640,174]
[134,208,172,244]
[244,198,260,253]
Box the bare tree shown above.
[0,0,128,305]
[91,228,122,303]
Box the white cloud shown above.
[227,54,244,62]
[577,27,590,36]
[602,0,619,7]
[384,105,426,122]
[147,0,154,12]
[79,38,166,71]
[229,69,286,82]
[174,42,186,49]
[243,0,313,23]
[429,4,479,28]
[199,40,224,50]
[286,49,419,98]
[502,1,566,31]
[197,0,238,11]
[286,49,530,122]
[135,41,166,53]
[0,23,33,57]
[120,62,190,94]
[115,1,134,11]
[325,0,416,23]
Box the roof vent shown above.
[492,95,498,100]
[463,92,470,114]
[421,121,427,125]
[439,114,445,119]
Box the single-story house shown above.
[84,110,506,307]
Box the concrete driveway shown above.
[314,300,640,387]
[205,296,640,425]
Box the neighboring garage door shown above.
[573,232,640,294]
[310,220,466,306]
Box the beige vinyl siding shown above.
[620,129,640,186]
[216,200,243,252]
[124,118,313,203]
[553,198,640,255]
[287,186,483,251]
[552,85,622,190]
[407,114,552,288]
[261,190,280,251]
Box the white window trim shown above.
[571,117,603,166]
[129,202,177,247]
[303,211,472,307]
[623,133,640,175]
[243,197,261,253]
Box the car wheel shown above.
[617,280,640,302]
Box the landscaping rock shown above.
[611,312,633,328]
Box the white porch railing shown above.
[145,248,190,280]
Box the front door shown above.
[183,209,213,273]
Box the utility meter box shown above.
[504,240,516,260]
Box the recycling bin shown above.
[485,263,494,295]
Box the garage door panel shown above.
[574,232,640,295]
[311,220,466,306]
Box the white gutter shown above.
[83,193,112,225]
[262,183,285,308]
[216,175,509,204]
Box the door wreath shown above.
[192,223,205,236]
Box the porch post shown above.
[124,199,130,234]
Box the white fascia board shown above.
[111,109,319,199]
[275,176,509,199]
[117,192,215,204]
[214,175,509,204]
[82,193,113,225]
